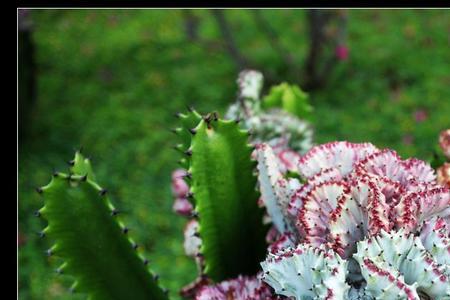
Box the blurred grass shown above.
[18,9,450,300]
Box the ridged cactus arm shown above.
[260,244,350,299]
[38,153,169,300]
[189,117,268,282]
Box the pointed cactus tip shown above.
[189,128,197,135]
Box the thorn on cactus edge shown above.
[187,105,195,112]
[80,174,87,182]
[122,227,129,234]
[67,160,75,166]
[190,211,199,219]
[187,192,194,199]
[99,189,108,196]
[153,274,159,281]
[34,210,41,217]
[174,112,182,118]
[143,258,149,265]
[235,118,241,124]
[52,171,59,177]
[163,288,169,295]
[132,243,139,250]
[189,128,197,135]
[111,209,120,216]
[184,149,193,156]
[46,249,53,256]
[38,231,46,238]
[184,172,192,179]
[170,128,178,135]
[56,268,63,274]
[35,187,43,194]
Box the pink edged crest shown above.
[396,186,450,233]
[195,275,277,300]
[297,181,349,246]
[172,169,190,198]
[173,197,194,217]
[440,129,450,159]
[297,141,378,179]
[288,167,342,218]
[183,220,202,258]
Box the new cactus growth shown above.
[225,70,314,155]
[36,152,169,300]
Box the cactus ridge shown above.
[37,152,169,300]
[173,108,203,169]
[189,117,269,282]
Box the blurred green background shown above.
[18,9,450,300]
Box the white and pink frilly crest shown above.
[257,141,450,299]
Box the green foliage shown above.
[38,153,168,300]
[189,118,268,282]
[262,82,313,119]
[19,10,450,300]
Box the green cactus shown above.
[37,152,169,300]
[188,116,268,282]
[172,108,203,169]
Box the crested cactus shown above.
[35,70,450,300]
[36,151,169,300]
[257,141,450,300]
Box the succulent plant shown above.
[257,141,450,299]
[36,152,170,300]
[225,70,314,156]
[437,129,450,188]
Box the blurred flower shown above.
[413,109,428,123]
[439,129,450,159]
[402,133,414,145]
[335,44,349,61]
[437,162,450,188]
